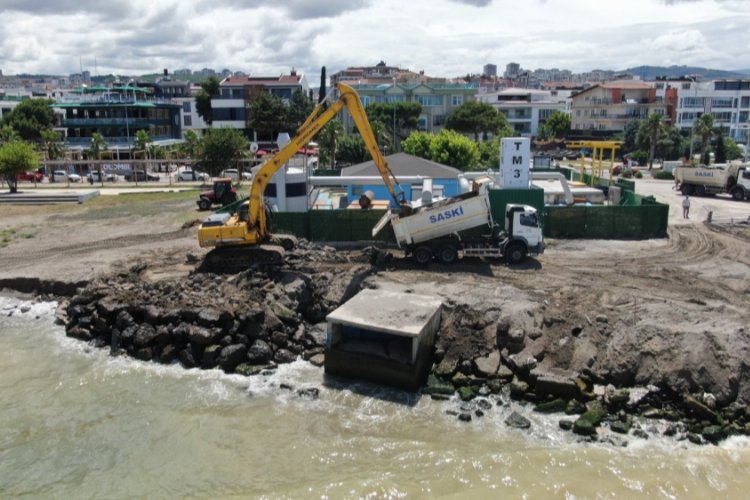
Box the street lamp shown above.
[687,76,699,164]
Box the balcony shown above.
[62,118,172,127]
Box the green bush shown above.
[634,171,643,179]
[620,168,634,178]
[654,171,674,180]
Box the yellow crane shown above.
[565,140,623,186]
[198,83,409,270]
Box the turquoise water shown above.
[1,295,749,498]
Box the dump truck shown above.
[674,163,750,201]
[373,185,544,264]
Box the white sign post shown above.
[499,137,531,189]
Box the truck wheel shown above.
[731,187,744,201]
[412,246,432,265]
[505,243,527,265]
[198,198,211,211]
[695,185,706,197]
[437,245,458,264]
[680,184,694,196]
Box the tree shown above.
[181,130,201,159]
[622,120,640,154]
[248,92,289,141]
[428,129,480,170]
[133,130,151,159]
[445,101,509,141]
[539,111,571,140]
[287,88,314,132]
[0,125,20,144]
[654,124,686,161]
[723,138,744,161]
[317,119,343,169]
[195,76,220,125]
[318,66,326,103]
[714,134,727,164]
[0,140,38,193]
[402,131,433,159]
[199,127,249,177]
[40,129,64,161]
[366,101,422,150]
[336,135,368,166]
[693,113,716,163]
[637,113,665,170]
[477,138,500,170]
[0,99,57,142]
[88,133,108,160]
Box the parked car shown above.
[177,169,210,182]
[87,171,119,183]
[220,168,252,181]
[17,171,44,182]
[51,170,81,182]
[125,171,160,182]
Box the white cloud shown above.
[0,0,748,78]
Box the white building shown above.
[477,88,568,137]
[672,79,750,144]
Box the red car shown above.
[17,171,44,182]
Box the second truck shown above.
[674,163,750,201]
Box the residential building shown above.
[52,84,182,154]
[504,63,521,79]
[477,88,568,137]
[483,64,497,78]
[211,72,308,134]
[570,82,667,132]
[672,79,750,144]
[330,61,408,87]
[344,80,478,135]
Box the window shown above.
[520,213,538,227]
[655,83,665,89]
[451,95,463,106]
[711,97,733,108]
[682,97,703,108]
[361,95,371,107]
[433,114,445,126]
[184,115,192,126]
[712,112,732,121]
[681,83,691,90]
[182,102,191,113]
[415,95,444,107]
[740,111,749,123]
[741,97,750,108]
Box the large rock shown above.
[188,325,222,346]
[532,369,580,398]
[473,351,501,378]
[247,340,273,364]
[505,411,531,429]
[218,344,247,372]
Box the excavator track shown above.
[202,244,285,274]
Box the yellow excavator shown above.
[198,82,410,270]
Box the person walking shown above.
[682,195,691,219]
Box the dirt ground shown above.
[2,184,750,401]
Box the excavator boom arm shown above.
[247,82,405,236]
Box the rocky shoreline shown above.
[8,242,750,446]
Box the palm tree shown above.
[181,130,201,160]
[88,133,108,185]
[134,130,151,159]
[693,114,715,165]
[41,129,63,161]
[643,113,664,170]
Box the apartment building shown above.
[672,79,750,144]
[570,82,668,132]
[211,72,308,131]
[345,81,478,134]
[477,88,567,137]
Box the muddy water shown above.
[2,296,749,498]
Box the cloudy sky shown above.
[1,0,748,79]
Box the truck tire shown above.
[412,246,432,265]
[695,185,706,197]
[437,245,458,264]
[504,242,527,265]
[731,187,745,201]
[198,198,211,211]
[680,184,694,196]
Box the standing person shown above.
[682,195,691,219]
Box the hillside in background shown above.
[622,65,750,80]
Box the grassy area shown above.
[0,226,38,248]
[51,190,201,222]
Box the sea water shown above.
[1,295,749,498]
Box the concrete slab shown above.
[325,289,443,338]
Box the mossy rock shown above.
[458,386,477,402]
[534,398,568,414]
[424,374,455,396]
[610,420,632,434]
[235,363,271,376]
[573,418,597,436]
[487,378,504,394]
[559,419,574,431]
[701,425,727,444]
[565,399,587,415]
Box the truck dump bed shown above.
[675,166,729,188]
[373,191,493,247]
